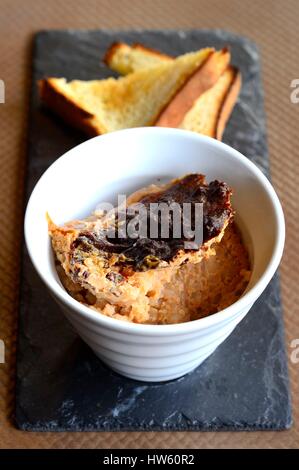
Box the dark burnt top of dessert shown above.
[71,174,233,271]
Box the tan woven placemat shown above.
[0,0,298,449]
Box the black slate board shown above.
[16,29,292,431]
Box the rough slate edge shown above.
[15,29,292,432]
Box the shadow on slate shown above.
[16,29,292,431]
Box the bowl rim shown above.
[24,127,285,336]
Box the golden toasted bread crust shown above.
[103,42,126,67]
[215,66,241,140]
[103,41,172,68]
[38,78,102,136]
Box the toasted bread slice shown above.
[104,42,240,138]
[155,48,230,128]
[104,42,172,74]
[39,48,216,135]
[180,66,241,139]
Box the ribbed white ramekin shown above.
[25,128,285,382]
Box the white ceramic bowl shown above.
[25,128,285,382]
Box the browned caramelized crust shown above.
[70,174,233,272]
